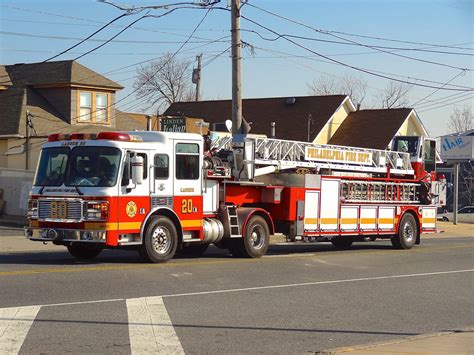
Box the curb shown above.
[318,327,474,354]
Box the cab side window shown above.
[176,143,199,180]
[154,154,169,179]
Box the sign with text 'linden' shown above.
[305,146,373,166]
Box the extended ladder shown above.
[211,135,415,178]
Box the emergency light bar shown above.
[47,131,143,142]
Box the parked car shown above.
[439,206,474,223]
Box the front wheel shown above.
[140,216,178,263]
[231,215,270,258]
[67,244,102,260]
[391,213,418,249]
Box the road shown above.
[0,229,473,354]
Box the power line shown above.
[418,95,474,113]
[0,30,229,45]
[246,3,474,51]
[411,70,467,107]
[242,7,472,72]
[68,5,216,122]
[242,29,474,57]
[240,15,473,92]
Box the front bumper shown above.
[25,227,106,243]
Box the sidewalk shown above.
[322,328,474,354]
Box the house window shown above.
[79,92,92,121]
[78,91,109,123]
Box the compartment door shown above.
[320,179,339,231]
[340,206,358,231]
[304,190,319,231]
[378,206,395,231]
[360,206,377,231]
[421,207,436,230]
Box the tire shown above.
[391,213,418,249]
[67,244,102,260]
[331,237,353,249]
[231,215,270,258]
[140,216,178,263]
[179,243,209,257]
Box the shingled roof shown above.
[5,60,122,89]
[328,108,414,149]
[164,95,350,142]
[0,65,12,86]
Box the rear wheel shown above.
[67,244,102,260]
[231,215,270,258]
[391,213,418,249]
[140,216,178,263]
[331,237,353,249]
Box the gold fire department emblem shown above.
[126,201,137,218]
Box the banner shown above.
[305,146,373,166]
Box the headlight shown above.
[86,201,109,221]
[27,199,38,219]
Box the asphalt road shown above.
[0,231,473,354]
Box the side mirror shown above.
[131,155,144,185]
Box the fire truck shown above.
[25,131,446,262]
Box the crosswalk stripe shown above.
[127,296,184,354]
[0,306,40,354]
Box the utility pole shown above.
[231,0,242,135]
[193,54,202,101]
[453,162,459,225]
[25,110,31,170]
[307,114,313,142]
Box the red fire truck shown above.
[25,131,446,262]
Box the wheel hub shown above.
[250,226,265,249]
[403,223,414,242]
[152,227,171,254]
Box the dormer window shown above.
[78,91,109,123]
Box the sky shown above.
[0,0,472,138]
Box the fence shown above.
[0,168,35,217]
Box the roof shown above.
[5,60,123,90]
[328,108,413,149]
[0,65,12,86]
[164,95,348,141]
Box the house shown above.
[0,60,146,170]
[165,96,430,152]
[327,108,428,149]
[164,95,354,142]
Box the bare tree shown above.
[376,82,412,109]
[307,73,367,108]
[134,53,194,112]
[447,106,473,133]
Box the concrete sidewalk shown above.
[322,328,474,354]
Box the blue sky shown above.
[1,0,472,137]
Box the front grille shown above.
[151,196,173,208]
[38,199,83,221]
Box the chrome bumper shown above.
[24,227,106,243]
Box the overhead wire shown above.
[240,14,473,92]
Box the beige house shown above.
[0,61,146,171]
[165,95,429,150]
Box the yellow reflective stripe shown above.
[304,218,318,224]
[379,218,394,224]
[340,218,358,224]
[181,219,203,228]
[320,218,338,224]
[360,218,376,224]
[423,218,436,224]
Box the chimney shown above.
[146,115,152,131]
[270,122,275,138]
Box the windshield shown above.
[65,147,121,187]
[392,137,420,158]
[34,146,121,187]
[34,147,69,186]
